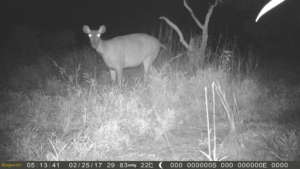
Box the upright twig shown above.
[212,82,217,160]
[204,87,211,158]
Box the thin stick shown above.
[204,87,211,157]
[212,82,216,160]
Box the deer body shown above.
[83,25,162,86]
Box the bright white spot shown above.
[88,34,92,38]
[255,0,286,22]
[96,34,101,37]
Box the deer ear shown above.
[99,25,106,34]
[82,25,91,34]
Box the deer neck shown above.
[94,39,106,55]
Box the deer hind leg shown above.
[116,68,123,87]
[143,56,155,82]
[143,48,160,81]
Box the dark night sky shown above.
[0,0,299,51]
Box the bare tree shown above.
[160,0,220,69]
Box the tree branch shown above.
[184,0,204,30]
[159,16,190,50]
[204,0,218,27]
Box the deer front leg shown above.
[110,69,117,84]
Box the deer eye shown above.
[96,34,101,37]
[88,34,92,38]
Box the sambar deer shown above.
[83,25,164,86]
